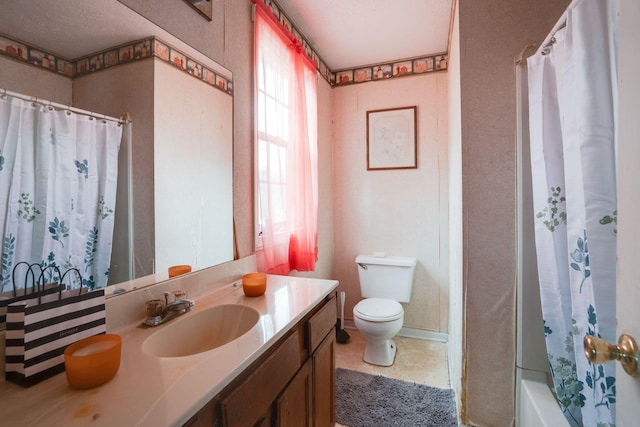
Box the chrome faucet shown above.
[143,291,194,326]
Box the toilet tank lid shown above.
[355,255,417,267]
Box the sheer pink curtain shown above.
[254,1,318,275]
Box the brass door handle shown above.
[584,334,639,378]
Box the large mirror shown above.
[0,0,234,297]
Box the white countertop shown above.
[0,275,338,427]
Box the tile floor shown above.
[334,328,451,427]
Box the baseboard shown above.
[398,326,448,342]
[341,320,448,343]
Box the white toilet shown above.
[353,254,417,366]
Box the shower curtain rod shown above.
[539,9,568,54]
[538,0,584,55]
[0,87,130,125]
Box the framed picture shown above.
[366,106,417,170]
[182,0,213,21]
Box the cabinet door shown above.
[221,332,301,427]
[313,332,336,427]
[307,296,336,353]
[183,399,216,427]
[277,359,313,427]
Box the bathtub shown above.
[518,371,570,427]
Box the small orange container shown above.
[242,273,267,297]
[169,264,192,278]
[64,334,122,389]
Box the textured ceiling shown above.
[0,0,160,60]
[275,0,453,70]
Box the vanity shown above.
[0,258,339,427]
[185,282,337,427]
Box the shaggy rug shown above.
[335,368,458,427]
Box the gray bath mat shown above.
[336,368,458,427]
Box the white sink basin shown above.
[142,304,260,357]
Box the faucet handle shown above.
[172,290,188,301]
[163,290,187,304]
[145,299,164,318]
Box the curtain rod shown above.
[537,0,580,55]
[544,10,568,45]
[538,11,567,55]
[0,87,130,125]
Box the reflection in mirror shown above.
[0,90,126,292]
[0,0,234,297]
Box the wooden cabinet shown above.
[184,294,337,427]
[182,399,216,427]
[307,296,337,427]
[221,332,302,426]
[312,332,336,426]
[277,359,313,426]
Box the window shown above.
[254,1,318,275]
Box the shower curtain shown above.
[0,94,122,291]
[527,1,619,426]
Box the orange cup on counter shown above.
[64,334,122,389]
[242,273,267,297]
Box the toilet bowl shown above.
[353,297,404,366]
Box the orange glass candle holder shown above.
[242,273,267,297]
[168,265,192,278]
[64,334,122,389]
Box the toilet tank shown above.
[355,255,417,302]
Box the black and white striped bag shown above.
[4,286,106,387]
[0,284,63,329]
[0,262,66,329]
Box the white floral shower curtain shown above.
[0,94,122,292]
[527,0,618,426]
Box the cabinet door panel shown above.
[183,399,216,427]
[277,359,313,427]
[313,332,336,427]
[222,332,301,427]
[307,295,336,353]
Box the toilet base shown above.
[363,338,397,366]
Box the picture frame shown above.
[182,0,213,21]
[366,106,417,170]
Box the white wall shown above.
[154,61,234,279]
[0,56,72,104]
[332,73,449,334]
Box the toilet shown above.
[353,254,417,366]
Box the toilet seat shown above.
[354,298,403,322]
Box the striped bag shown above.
[0,284,64,330]
[4,286,106,387]
[1,263,69,330]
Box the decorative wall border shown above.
[0,34,233,96]
[332,53,448,86]
[2,2,447,92]
[261,0,448,88]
